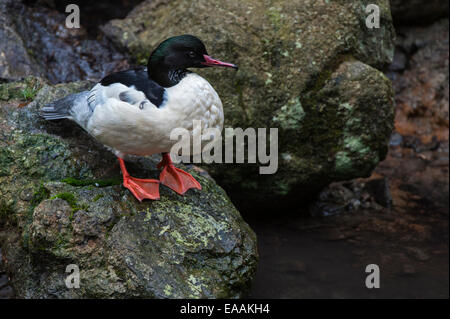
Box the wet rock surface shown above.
[0,0,129,83]
[101,0,396,203]
[386,19,449,144]
[0,79,257,298]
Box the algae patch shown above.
[31,184,51,207]
[51,192,88,214]
[272,97,306,130]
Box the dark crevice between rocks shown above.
[218,52,362,219]
[22,0,145,37]
[390,0,449,27]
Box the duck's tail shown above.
[40,92,83,120]
[41,90,93,130]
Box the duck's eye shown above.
[187,51,196,58]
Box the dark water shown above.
[245,212,448,299]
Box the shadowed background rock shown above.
[101,0,396,206]
[390,0,449,25]
[0,80,257,298]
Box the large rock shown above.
[390,0,449,25]
[0,79,257,298]
[102,0,395,203]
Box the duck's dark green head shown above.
[148,35,238,87]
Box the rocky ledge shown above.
[0,79,258,298]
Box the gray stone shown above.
[0,79,257,299]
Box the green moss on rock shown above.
[0,78,257,299]
[0,76,44,101]
[30,184,51,207]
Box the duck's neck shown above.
[147,62,187,88]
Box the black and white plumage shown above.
[40,35,238,201]
[41,70,223,158]
[99,67,166,107]
[40,35,237,158]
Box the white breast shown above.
[86,73,224,157]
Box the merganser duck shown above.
[41,35,237,201]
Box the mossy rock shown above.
[0,79,257,298]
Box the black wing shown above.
[100,67,166,108]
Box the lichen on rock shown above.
[0,79,257,298]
